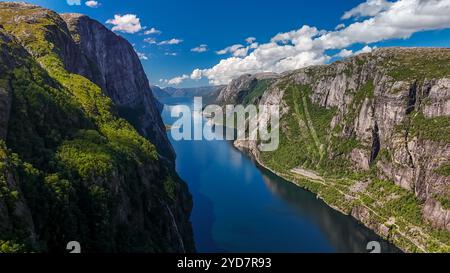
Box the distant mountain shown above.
[151,85,171,99]
[151,85,225,104]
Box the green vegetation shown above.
[382,49,450,81]
[261,81,377,177]
[0,7,178,252]
[436,163,450,177]
[402,112,450,143]
[0,240,27,253]
[242,79,271,105]
[436,193,450,210]
[273,165,450,252]
[261,84,335,171]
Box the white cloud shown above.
[335,49,354,58]
[137,52,148,60]
[168,75,189,85]
[158,38,183,45]
[165,52,178,56]
[342,0,393,20]
[246,37,257,44]
[191,69,203,80]
[172,0,450,85]
[216,42,258,57]
[216,44,244,55]
[67,0,80,5]
[106,14,142,34]
[144,27,162,35]
[133,45,148,60]
[333,46,376,58]
[319,0,450,49]
[144,37,157,44]
[191,44,208,53]
[355,45,377,55]
[85,1,100,8]
[335,23,346,30]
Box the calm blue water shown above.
[161,97,399,253]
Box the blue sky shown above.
[5,0,450,87]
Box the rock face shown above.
[223,48,450,239]
[151,85,171,100]
[0,2,193,253]
[217,73,279,104]
[0,85,9,140]
[0,33,12,140]
[61,13,174,160]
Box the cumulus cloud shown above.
[168,75,189,85]
[334,45,376,59]
[191,44,208,53]
[67,0,80,5]
[342,0,393,19]
[335,49,354,58]
[85,1,100,8]
[158,38,183,45]
[106,14,142,34]
[165,52,178,56]
[173,0,450,85]
[356,45,377,54]
[144,27,162,35]
[216,42,259,57]
[190,69,203,80]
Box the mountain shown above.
[216,72,279,104]
[0,2,193,253]
[220,47,450,252]
[152,85,223,105]
[151,85,171,99]
[62,13,174,160]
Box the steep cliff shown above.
[216,72,278,105]
[61,13,174,160]
[224,47,450,252]
[0,31,12,140]
[0,2,193,253]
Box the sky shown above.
[5,0,450,87]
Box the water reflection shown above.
[258,169,401,253]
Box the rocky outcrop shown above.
[61,13,174,160]
[423,78,450,118]
[423,199,450,230]
[216,72,279,104]
[228,47,450,234]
